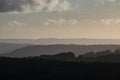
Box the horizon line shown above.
[1,38,120,40]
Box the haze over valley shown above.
[1,38,120,57]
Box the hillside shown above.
[1,52,120,79]
[0,43,31,54]
[1,45,120,57]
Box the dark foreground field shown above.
[0,57,120,80]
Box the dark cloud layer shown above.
[0,0,37,12]
[0,0,71,13]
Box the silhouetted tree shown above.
[114,49,120,54]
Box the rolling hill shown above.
[1,45,120,57]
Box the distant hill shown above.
[1,45,120,57]
[1,38,120,45]
[0,43,31,54]
[35,38,120,45]
[2,50,120,62]
[1,38,120,57]
[0,39,34,44]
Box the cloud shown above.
[100,19,113,25]
[8,20,25,26]
[0,0,72,13]
[91,18,120,25]
[76,0,120,9]
[44,18,77,26]
[98,0,120,6]
[101,18,120,25]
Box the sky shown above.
[0,0,120,39]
